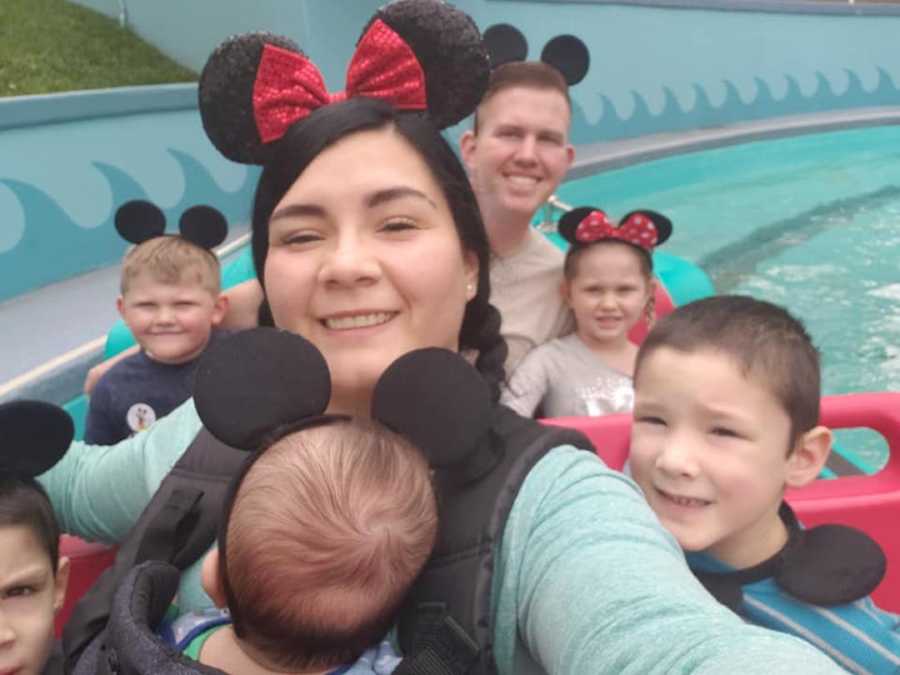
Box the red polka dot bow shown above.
[574,209,660,250]
[252,19,427,144]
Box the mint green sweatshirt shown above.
[41,399,843,674]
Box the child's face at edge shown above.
[118,271,227,365]
[563,244,652,350]
[0,525,69,675]
[629,347,810,569]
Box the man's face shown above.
[460,86,574,228]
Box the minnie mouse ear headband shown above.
[482,24,589,85]
[198,0,489,165]
[115,200,228,250]
[557,206,673,252]
[193,328,493,470]
[0,400,74,478]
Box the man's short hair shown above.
[120,236,221,296]
[225,419,438,671]
[473,61,571,134]
[635,295,821,446]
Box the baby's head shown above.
[116,202,228,365]
[193,330,495,672]
[202,418,437,672]
[558,208,671,346]
[0,402,73,675]
[629,295,832,568]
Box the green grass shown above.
[0,0,196,97]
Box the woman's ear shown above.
[53,556,70,613]
[786,425,833,488]
[463,251,479,299]
[201,548,228,608]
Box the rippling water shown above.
[560,126,900,467]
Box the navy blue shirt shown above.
[84,332,228,445]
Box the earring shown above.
[466,283,475,297]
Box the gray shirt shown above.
[502,333,634,418]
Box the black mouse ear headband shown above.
[193,328,493,469]
[0,400,74,478]
[557,206,673,251]
[482,23,589,86]
[114,200,229,250]
[198,0,489,165]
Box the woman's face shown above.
[264,127,478,413]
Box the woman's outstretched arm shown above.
[491,446,844,675]
[39,399,203,544]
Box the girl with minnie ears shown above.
[41,3,843,674]
[502,206,671,418]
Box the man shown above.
[460,61,576,371]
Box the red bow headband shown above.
[574,210,661,250]
[253,19,426,144]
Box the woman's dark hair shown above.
[251,98,507,397]
[0,476,60,573]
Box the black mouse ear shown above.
[620,209,673,246]
[179,205,228,250]
[198,32,306,165]
[556,206,600,245]
[371,0,489,130]
[0,401,74,477]
[115,200,166,244]
[372,348,492,469]
[541,34,590,86]
[482,23,528,68]
[193,328,331,450]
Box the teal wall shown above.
[67,0,900,144]
[0,86,259,302]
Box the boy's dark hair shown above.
[0,476,61,572]
[635,295,821,446]
[472,61,570,134]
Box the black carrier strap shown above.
[63,429,245,673]
[398,407,594,675]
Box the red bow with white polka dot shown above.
[252,19,427,144]
[574,210,660,250]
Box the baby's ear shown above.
[210,293,229,327]
[200,548,227,608]
[786,426,832,488]
[54,557,70,613]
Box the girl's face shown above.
[563,243,652,349]
[0,525,69,675]
[263,128,478,414]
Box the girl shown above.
[39,3,841,674]
[502,206,671,418]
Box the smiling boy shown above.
[630,295,900,674]
[84,236,227,445]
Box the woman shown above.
[42,3,841,673]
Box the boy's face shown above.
[118,271,226,365]
[460,86,574,229]
[0,526,69,675]
[629,346,796,568]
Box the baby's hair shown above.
[635,295,820,447]
[120,236,221,296]
[224,418,438,671]
[563,239,653,281]
[473,61,570,134]
[0,477,60,573]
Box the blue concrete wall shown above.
[0,86,259,302]
[69,0,900,144]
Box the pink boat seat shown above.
[55,535,116,636]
